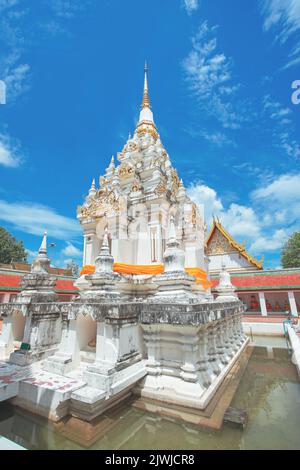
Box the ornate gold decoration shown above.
[123,140,139,154]
[131,179,143,193]
[118,162,134,178]
[100,175,108,187]
[136,121,159,140]
[154,176,167,196]
[170,168,180,198]
[206,229,233,255]
[77,187,120,220]
[185,203,198,226]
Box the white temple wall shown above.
[95,321,141,365]
[209,252,256,273]
[32,317,62,349]
[184,242,203,269]
[136,231,152,265]
[0,317,14,358]
[83,232,99,266]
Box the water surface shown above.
[0,345,299,450]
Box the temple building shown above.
[206,219,300,319]
[206,218,264,274]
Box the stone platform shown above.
[132,344,253,431]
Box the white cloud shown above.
[260,0,300,69]
[0,134,21,167]
[62,242,82,258]
[263,95,300,159]
[0,199,81,240]
[0,0,19,14]
[0,51,31,103]
[200,131,236,147]
[183,0,199,14]
[187,171,300,259]
[187,183,223,222]
[187,183,260,240]
[26,248,38,260]
[252,173,300,227]
[249,229,289,252]
[182,21,244,130]
[220,204,261,239]
[4,62,30,102]
[51,0,84,19]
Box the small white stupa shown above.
[215,263,237,302]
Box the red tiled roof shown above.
[56,279,78,292]
[0,274,78,293]
[0,274,21,288]
[211,272,300,291]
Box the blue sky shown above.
[0,0,299,269]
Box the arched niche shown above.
[12,311,26,345]
[76,313,97,351]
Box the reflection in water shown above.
[0,350,300,450]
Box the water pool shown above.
[0,345,299,450]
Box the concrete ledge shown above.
[243,321,284,337]
[0,436,26,450]
[287,325,300,380]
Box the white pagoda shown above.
[77,64,207,286]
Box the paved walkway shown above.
[0,360,85,403]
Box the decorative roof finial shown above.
[88,178,96,198]
[141,61,151,109]
[167,214,179,247]
[93,226,114,275]
[31,231,51,274]
[39,231,47,255]
[101,226,110,255]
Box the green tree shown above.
[0,227,28,264]
[281,231,300,268]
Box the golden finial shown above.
[141,61,151,109]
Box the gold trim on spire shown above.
[141,61,151,109]
[136,62,159,139]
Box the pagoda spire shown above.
[136,62,159,139]
[141,61,151,109]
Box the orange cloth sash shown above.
[185,268,213,289]
[80,265,96,275]
[80,263,213,289]
[113,263,164,276]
